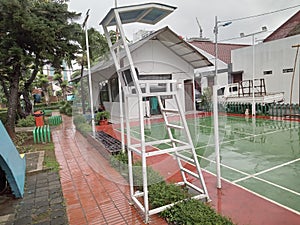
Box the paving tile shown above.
[85,208,105,224]
[52,115,168,225]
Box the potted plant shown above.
[96,111,110,125]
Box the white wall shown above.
[194,46,229,88]
[232,35,300,104]
[131,40,195,76]
[107,40,196,120]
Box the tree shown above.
[53,73,68,100]
[34,73,50,105]
[72,28,112,114]
[73,28,115,114]
[0,0,81,138]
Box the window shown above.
[283,68,293,73]
[217,87,225,96]
[229,86,238,92]
[122,69,134,86]
[99,82,109,102]
[139,74,172,93]
[110,77,119,102]
[138,74,172,80]
[263,70,272,75]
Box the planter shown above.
[99,119,108,126]
[95,111,110,125]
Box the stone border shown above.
[26,151,45,174]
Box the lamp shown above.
[240,26,268,116]
[213,16,232,189]
[83,9,96,137]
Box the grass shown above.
[14,131,60,171]
[43,145,60,172]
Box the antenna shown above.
[196,17,203,38]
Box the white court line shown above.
[130,119,297,182]
[234,158,300,183]
[194,126,294,150]
[118,123,300,214]
[183,156,300,215]
[253,175,300,197]
[126,119,300,198]
[188,116,299,138]
[196,154,250,177]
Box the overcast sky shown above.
[68,0,300,44]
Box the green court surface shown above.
[128,116,300,213]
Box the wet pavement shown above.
[52,115,166,224]
[0,151,67,225]
[92,113,300,225]
[2,113,299,225]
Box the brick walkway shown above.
[52,115,166,225]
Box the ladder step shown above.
[110,39,123,50]
[131,139,172,148]
[128,146,142,156]
[185,180,205,194]
[181,167,200,179]
[133,190,144,198]
[146,145,193,157]
[166,123,184,129]
[175,152,194,163]
[171,138,190,146]
[140,92,177,97]
[161,108,179,114]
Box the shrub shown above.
[132,161,164,189]
[148,182,190,209]
[59,101,72,116]
[110,151,128,166]
[13,132,32,153]
[160,198,234,225]
[0,111,7,123]
[73,115,86,126]
[108,154,235,224]
[65,107,72,116]
[76,123,91,136]
[33,102,61,112]
[16,115,35,127]
[110,151,128,176]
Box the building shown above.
[231,10,300,104]
[86,26,212,120]
[189,39,247,91]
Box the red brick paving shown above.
[52,115,166,225]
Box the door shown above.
[232,71,243,83]
[149,97,160,115]
[184,80,194,112]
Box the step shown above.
[166,123,184,130]
[145,145,193,157]
[161,108,179,114]
[171,138,189,146]
[175,152,195,163]
[110,39,123,50]
[180,167,200,179]
[184,180,205,195]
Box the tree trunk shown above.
[23,61,39,115]
[5,71,20,139]
[17,101,26,119]
[22,90,33,115]
[44,90,50,105]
